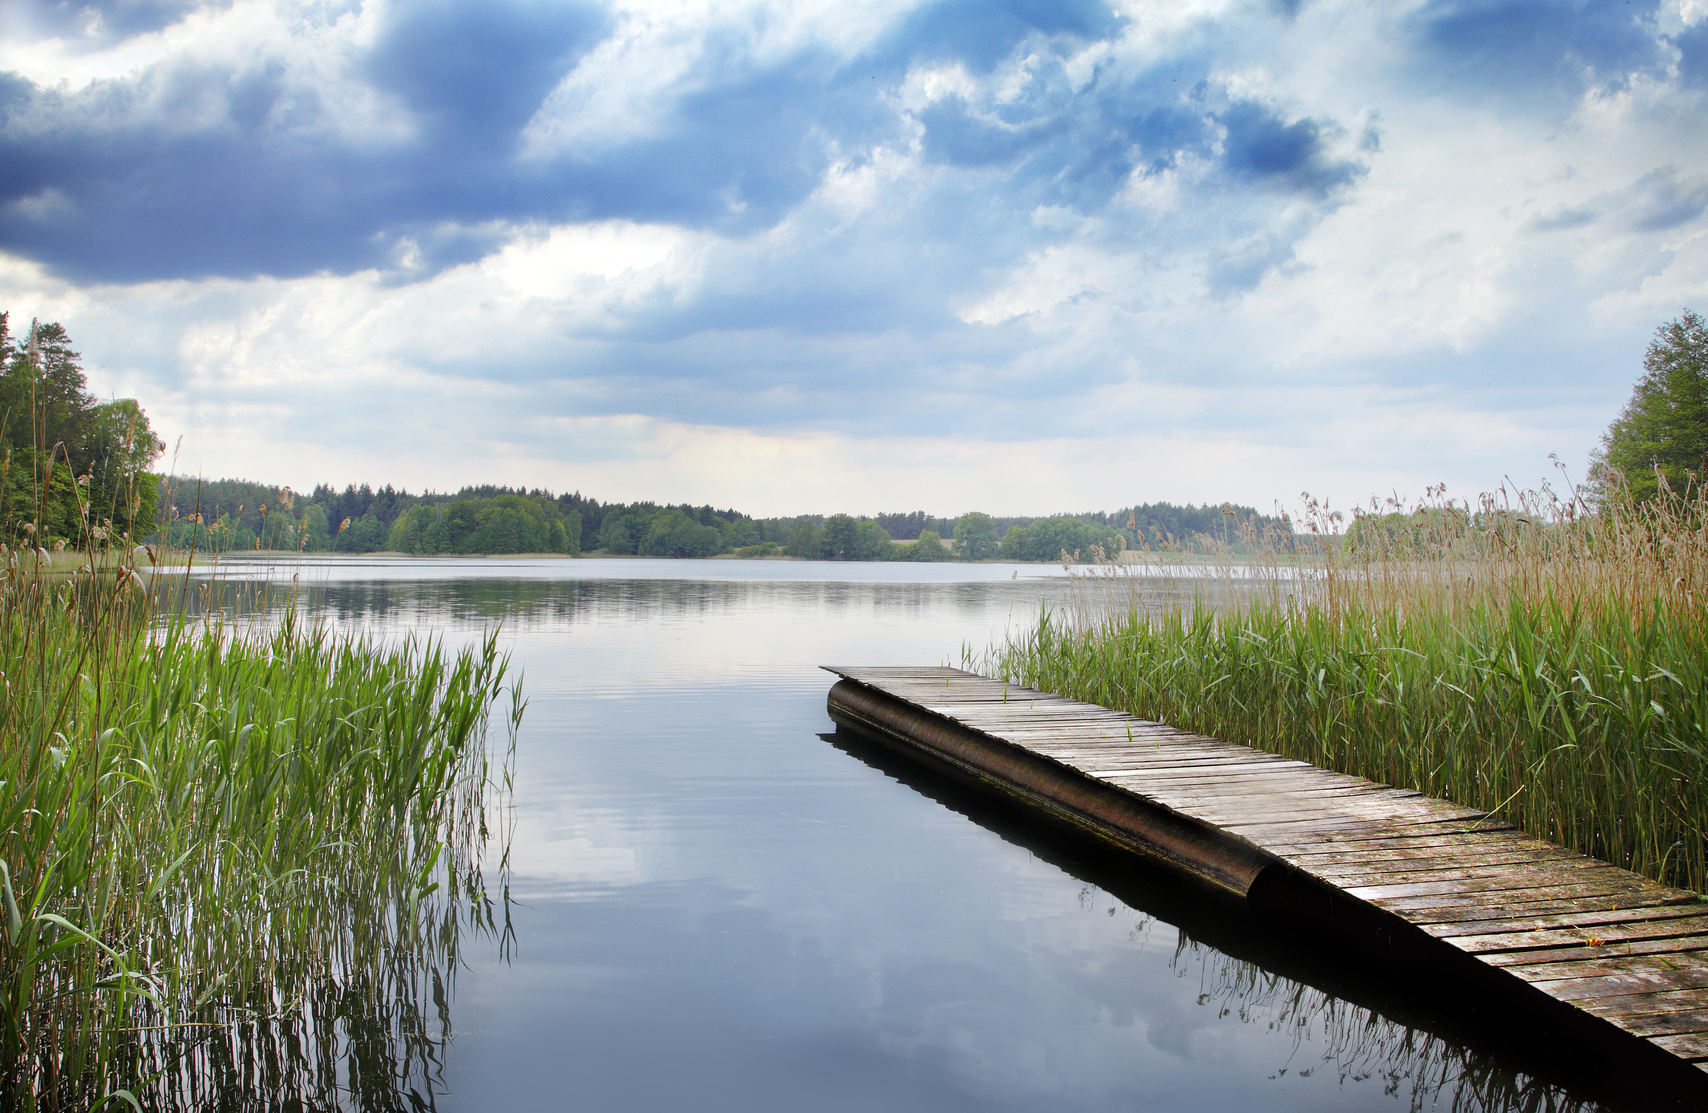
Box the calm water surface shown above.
[198,556,1595,1112]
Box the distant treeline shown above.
[156,476,1285,561]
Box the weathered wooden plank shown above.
[1092,766,1376,790]
[1649,1032,1708,1061]
[1114,786,1401,811]
[1076,758,1315,777]
[1401,892,1693,927]
[1522,959,1708,1001]
[1276,827,1553,852]
[963,716,1198,730]
[1113,781,1400,807]
[1346,866,1667,903]
[1041,754,1357,779]
[1029,748,1306,768]
[946,713,1184,729]
[1480,936,1708,968]
[1221,814,1497,839]
[1211,802,1487,831]
[1516,949,1708,982]
[1422,903,1708,939]
[1030,748,1275,765]
[1008,740,1256,759]
[1623,1010,1708,1039]
[1282,842,1585,871]
[1366,883,1674,919]
[1298,842,1601,872]
[1447,915,1708,954]
[1309,855,1616,889]
[1564,987,1708,1023]
[1015,733,1234,749]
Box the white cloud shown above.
[0,0,411,145]
[522,0,926,159]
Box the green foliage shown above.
[818,514,858,559]
[1342,505,1474,556]
[161,511,257,555]
[873,511,955,540]
[337,511,387,552]
[387,506,433,553]
[1598,310,1708,501]
[313,483,412,549]
[388,495,580,555]
[996,516,1124,562]
[812,515,889,560]
[587,503,736,557]
[1111,501,1274,552]
[785,520,819,558]
[300,503,331,551]
[852,520,889,560]
[0,314,164,547]
[596,507,654,554]
[640,509,724,557]
[723,517,760,548]
[953,512,998,561]
[889,529,952,562]
[158,477,290,551]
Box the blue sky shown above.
[2,0,1705,516]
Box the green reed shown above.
[985,475,1708,893]
[0,555,518,1110]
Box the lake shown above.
[187,555,1599,1112]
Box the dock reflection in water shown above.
[165,561,1608,1111]
[824,727,1599,1113]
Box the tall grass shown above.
[0,550,518,1109]
[984,472,1708,893]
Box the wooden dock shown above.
[825,665,1708,1101]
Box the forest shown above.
[157,477,1285,562]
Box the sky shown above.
[1,0,1705,518]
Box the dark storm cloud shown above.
[1523,167,1708,236]
[1219,101,1363,198]
[0,0,899,281]
[1408,0,1668,99]
[1627,168,1708,232]
[1672,18,1708,88]
[915,48,1361,226]
[0,0,1367,289]
[0,0,613,280]
[365,0,608,146]
[9,0,230,44]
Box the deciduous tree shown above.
[1597,310,1708,501]
[953,512,998,561]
